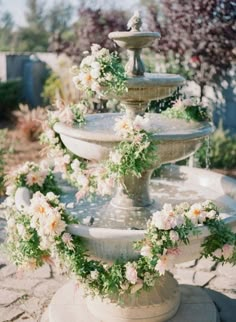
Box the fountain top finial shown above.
[127,11,142,31]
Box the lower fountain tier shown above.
[15,166,236,263]
[54,113,213,164]
[57,165,236,262]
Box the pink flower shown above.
[169,230,179,242]
[154,249,179,276]
[76,188,88,201]
[222,244,234,260]
[140,245,152,257]
[125,263,138,284]
[26,170,47,187]
[62,233,74,250]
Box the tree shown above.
[146,0,236,98]
[0,9,14,50]
[46,1,73,33]
[48,7,127,62]
[15,0,49,51]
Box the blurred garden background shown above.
[0,0,235,197]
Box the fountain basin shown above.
[108,31,161,49]
[65,165,236,262]
[54,113,213,164]
[15,166,236,263]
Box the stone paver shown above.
[0,289,25,306]
[0,207,236,322]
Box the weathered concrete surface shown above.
[1,209,236,322]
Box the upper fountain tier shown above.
[107,11,184,116]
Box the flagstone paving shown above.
[0,208,236,322]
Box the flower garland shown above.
[2,164,236,297]
[161,97,210,122]
[107,115,157,179]
[72,44,127,97]
[41,100,158,200]
[40,101,115,200]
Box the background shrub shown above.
[0,129,7,196]
[0,79,23,119]
[195,128,236,170]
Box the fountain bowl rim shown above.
[108,31,161,40]
[53,114,214,143]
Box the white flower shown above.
[151,204,183,230]
[114,117,133,137]
[91,81,101,92]
[77,174,89,187]
[46,192,58,203]
[169,230,179,242]
[90,270,99,280]
[81,54,95,67]
[4,196,15,207]
[90,61,101,79]
[206,210,217,220]
[187,203,206,224]
[96,47,109,57]
[105,73,113,81]
[109,150,122,164]
[54,154,70,172]
[155,253,174,276]
[44,210,66,237]
[97,177,114,196]
[140,245,152,257]
[125,262,138,284]
[71,159,81,173]
[91,43,101,54]
[6,185,16,196]
[133,115,150,131]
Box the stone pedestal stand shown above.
[41,279,219,322]
[44,279,218,322]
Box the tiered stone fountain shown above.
[42,13,236,322]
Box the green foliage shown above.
[0,79,22,119]
[108,132,157,178]
[0,129,7,196]
[195,128,236,169]
[42,72,63,104]
[162,104,209,122]
[148,88,182,113]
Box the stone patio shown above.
[1,208,236,322]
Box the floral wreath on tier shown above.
[2,44,236,297]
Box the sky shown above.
[1,0,139,27]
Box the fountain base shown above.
[44,278,218,322]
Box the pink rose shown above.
[125,263,138,284]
